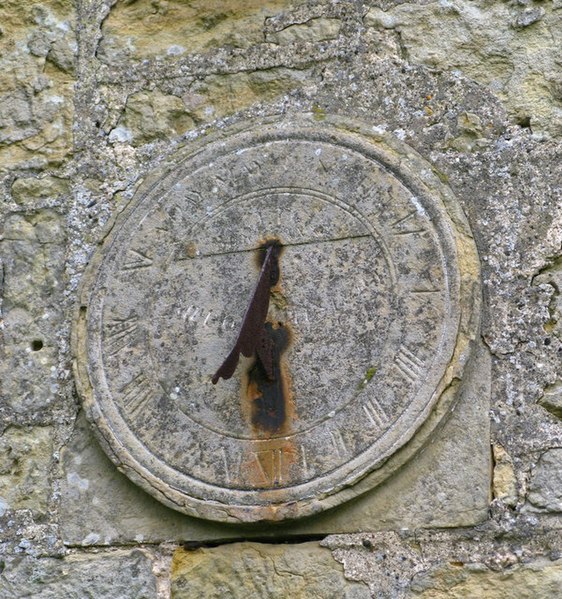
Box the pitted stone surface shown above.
[74,116,480,522]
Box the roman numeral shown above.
[356,175,378,198]
[391,210,425,236]
[121,373,153,417]
[411,270,440,294]
[394,347,425,383]
[221,447,241,484]
[153,208,175,233]
[105,314,139,355]
[242,161,262,177]
[253,448,284,486]
[363,397,389,428]
[121,249,153,271]
[329,430,348,458]
[300,445,309,477]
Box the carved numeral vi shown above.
[221,447,241,484]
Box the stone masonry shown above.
[1,1,561,597]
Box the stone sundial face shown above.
[73,116,480,523]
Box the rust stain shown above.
[241,322,296,437]
[239,236,300,492]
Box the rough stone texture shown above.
[0,0,75,169]
[59,413,230,545]
[0,210,67,425]
[326,531,562,598]
[11,176,70,208]
[410,557,562,598]
[265,17,342,44]
[364,0,562,137]
[171,542,371,598]
[527,448,562,512]
[0,549,158,598]
[0,0,560,596]
[98,0,300,62]
[0,426,53,517]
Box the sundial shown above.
[73,115,480,523]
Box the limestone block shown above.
[364,0,562,136]
[527,448,562,511]
[97,0,297,62]
[1,211,66,419]
[539,383,562,420]
[111,90,195,146]
[11,176,70,208]
[0,550,158,599]
[108,69,315,145]
[0,426,53,516]
[410,558,562,598]
[492,444,517,506]
[171,542,370,599]
[183,69,314,124]
[60,413,230,545]
[0,1,75,169]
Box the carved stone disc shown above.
[73,115,480,523]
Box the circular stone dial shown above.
[74,118,480,523]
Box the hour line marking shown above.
[106,315,139,355]
[391,210,425,236]
[363,397,389,428]
[394,347,425,383]
[121,373,153,417]
[329,430,347,458]
[121,249,153,271]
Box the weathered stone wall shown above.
[1,1,561,597]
